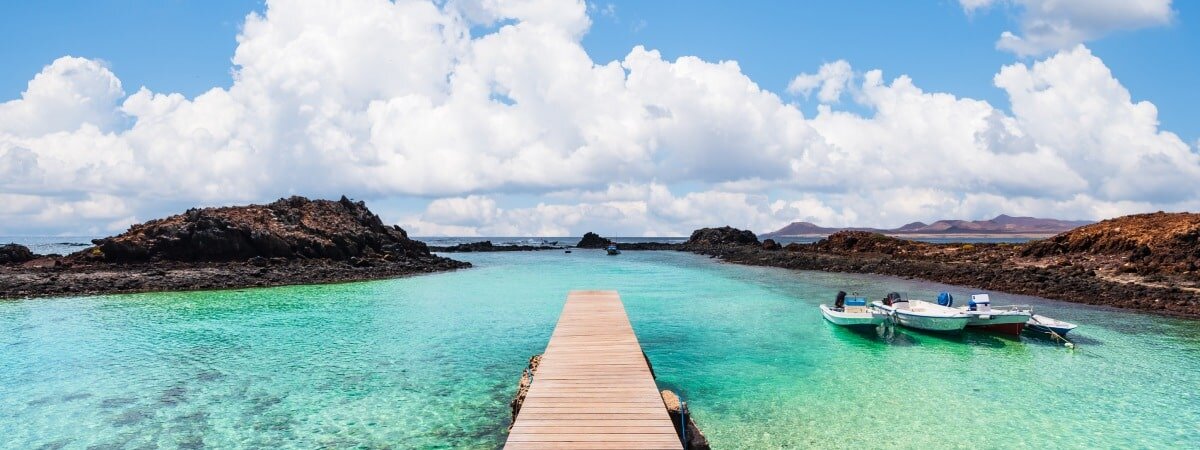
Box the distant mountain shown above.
[763,215,1092,237]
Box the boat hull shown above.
[1026,323,1074,336]
[964,313,1031,336]
[894,311,970,332]
[820,305,885,328]
[969,321,1026,336]
[1027,314,1077,336]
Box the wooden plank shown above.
[505,291,680,449]
[506,442,681,450]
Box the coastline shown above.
[0,257,469,300]
[679,237,1200,319]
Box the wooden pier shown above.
[505,290,681,449]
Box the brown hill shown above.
[81,196,432,262]
[1023,212,1200,274]
[764,214,1090,237]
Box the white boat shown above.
[873,297,970,332]
[956,294,1032,336]
[1026,314,1078,336]
[820,296,887,328]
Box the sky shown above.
[0,0,1197,237]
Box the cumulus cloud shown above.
[0,0,1195,237]
[0,57,124,137]
[961,0,1175,56]
[786,60,852,103]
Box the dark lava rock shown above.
[576,232,612,248]
[1022,212,1200,274]
[0,244,35,264]
[810,231,927,255]
[762,239,782,251]
[682,226,759,250]
[615,242,680,251]
[429,241,558,252]
[81,196,434,263]
[661,390,711,449]
[509,354,542,430]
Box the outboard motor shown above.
[968,294,991,312]
[884,292,903,306]
[936,292,954,307]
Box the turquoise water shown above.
[2,251,1198,449]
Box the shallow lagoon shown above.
[2,250,1198,448]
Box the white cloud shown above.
[0,57,124,137]
[960,0,1175,56]
[0,0,1196,237]
[787,60,852,103]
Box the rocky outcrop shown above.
[661,390,710,450]
[1,197,469,299]
[681,226,759,250]
[810,231,929,256]
[761,239,781,251]
[0,244,35,264]
[576,232,612,248]
[509,354,542,430]
[429,241,559,252]
[81,196,431,263]
[616,242,680,251]
[1022,212,1200,275]
[677,217,1200,317]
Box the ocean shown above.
[1,247,1197,448]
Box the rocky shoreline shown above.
[4,200,1197,319]
[428,241,561,252]
[0,196,468,299]
[678,218,1200,318]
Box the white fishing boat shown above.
[1026,314,1078,336]
[956,294,1032,336]
[873,294,969,332]
[820,296,887,329]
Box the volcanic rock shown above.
[1022,212,1200,274]
[576,232,612,248]
[82,196,431,263]
[682,226,759,250]
[762,239,782,251]
[810,231,928,255]
[509,354,542,430]
[0,244,35,264]
[661,390,710,450]
[429,241,558,252]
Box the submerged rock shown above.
[509,354,542,430]
[0,244,35,264]
[576,232,612,248]
[661,390,710,450]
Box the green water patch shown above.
[1,250,1197,448]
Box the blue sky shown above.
[0,0,1197,236]
[3,1,1195,137]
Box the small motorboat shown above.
[820,296,887,329]
[1026,314,1078,336]
[873,293,970,332]
[955,293,1032,336]
[606,244,620,255]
